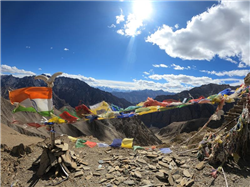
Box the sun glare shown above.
[133,0,152,20]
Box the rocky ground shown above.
[1,128,250,187]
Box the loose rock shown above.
[124,180,135,185]
[183,169,192,178]
[195,161,205,170]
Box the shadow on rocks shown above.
[10,143,32,157]
[27,155,41,187]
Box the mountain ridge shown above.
[1,75,132,109]
[1,75,240,109]
[155,83,239,102]
[111,89,174,104]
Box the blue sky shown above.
[1,0,250,93]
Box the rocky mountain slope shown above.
[137,103,232,129]
[1,96,161,146]
[53,77,132,108]
[158,118,223,139]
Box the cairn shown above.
[33,72,85,185]
[224,72,250,127]
[35,136,87,186]
[224,95,249,129]
[198,73,250,166]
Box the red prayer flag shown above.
[84,141,97,148]
[60,111,78,123]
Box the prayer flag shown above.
[110,139,122,147]
[121,138,134,149]
[9,87,53,117]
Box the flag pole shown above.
[34,72,63,148]
[51,123,55,148]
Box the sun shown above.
[133,0,152,20]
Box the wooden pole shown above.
[51,124,55,148]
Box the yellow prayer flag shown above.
[121,138,134,149]
[89,101,112,115]
[68,136,78,142]
[48,116,66,124]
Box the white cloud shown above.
[146,1,250,66]
[26,46,31,49]
[174,24,179,29]
[153,64,159,68]
[171,64,184,70]
[200,69,250,77]
[61,73,96,83]
[224,57,237,64]
[38,68,42,71]
[108,24,116,28]
[133,79,190,92]
[115,6,149,37]
[148,73,242,88]
[1,64,36,77]
[44,73,51,76]
[64,48,69,51]
[50,47,53,49]
[143,69,154,77]
[229,79,244,86]
[1,65,244,93]
[238,62,247,68]
[171,64,191,70]
[153,64,168,68]
[54,72,194,93]
[117,29,124,35]
[60,74,245,92]
[122,14,144,37]
[116,9,125,24]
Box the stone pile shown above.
[197,90,250,167]
[224,97,248,127]
[78,149,202,187]
[36,138,89,185]
[224,73,250,128]
[34,137,206,186]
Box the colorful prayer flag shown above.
[121,138,134,149]
[9,87,53,117]
[59,111,78,123]
[84,141,97,148]
[110,139,122,147]
[89,101,112,115]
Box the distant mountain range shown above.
[111,90,174,104]
[155,83,239,102]
[1,75,240,110]
[96,86,131,93]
